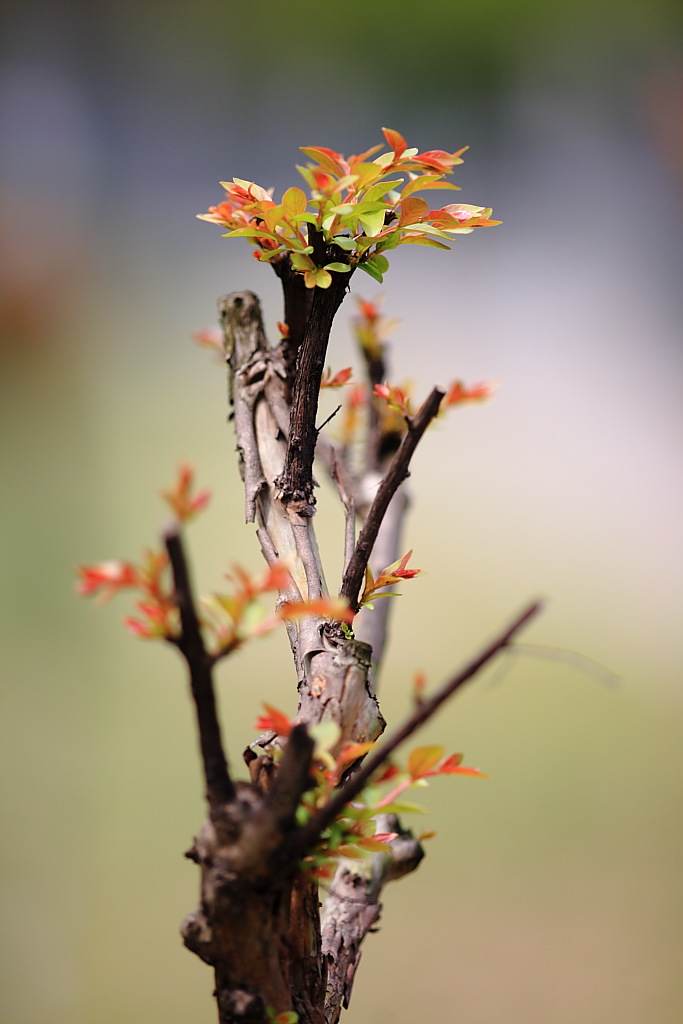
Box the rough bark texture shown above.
[175,282,542,1024]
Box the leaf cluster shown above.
[198,128,499,287]
[253,705,485,880]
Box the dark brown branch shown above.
[340,387,445,609]
[271,256,314,394]
[164,523,235,810]
[278,240,351,514]
[291,598,543,858]
[265,723,315,830]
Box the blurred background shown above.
[2,1,682,1022]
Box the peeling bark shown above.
[174,285,542,1024]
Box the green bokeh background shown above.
[2,2,683,1022]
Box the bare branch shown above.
[291,598,543,857]
[340,387,445,609]
[164,523,235,810]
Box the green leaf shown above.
[398,235,451,250]
[353,234,376,256]
[399,222,453,240]
[238,600,267,635]
[408,745,445,778]
[331,234,356,251]
[358,208,387,238]
[294,213,318,227]
[341,803,374,822]
[374,151,395,169]
[300,146,344,176]
[375,231,400,252]
[223,227,275,239]
[312,267,332,289]
[332,200,388,216]
[362,179,404,203]
[358,261,384,283]
[351,162,385,189]
[296,164,316,189]
[282,186,307,217]
[366,253,389,274]
[324,262,351,273]
[290,252,315,271]
[263,205,285,233]
[377,801,427,815]
[401,175,458,199]
[309,720,341,754]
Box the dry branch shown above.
[339,387,445,610]
[164,524,234,811]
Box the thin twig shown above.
[316,404,342,434]
[290,598,543,857]
[506,643,621,687]
[340,387,445,609]
[164,523,235,810]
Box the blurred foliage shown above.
[105,0,683,97]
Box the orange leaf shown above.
[279,597,354,624]
[399,196,429,225]
[382,127,407,158]
[439,752,464,770]
[443,380,497,406]
[320,366,353,389]
[335,741,376,772]
[76,560,139,601]
[255,703,293,737]
[354,835,397,852]
[438,763,489,778]
[300,146,346,177]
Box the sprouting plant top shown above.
[198,128,500,288]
